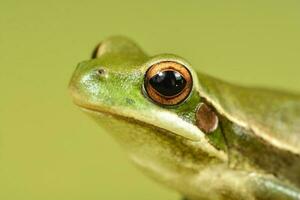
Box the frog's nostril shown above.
[96,67,108,78]
[97,68,106,75]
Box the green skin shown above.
[69,36,300,200]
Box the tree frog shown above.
[69,36,300,200]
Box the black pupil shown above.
[149,70,186,97]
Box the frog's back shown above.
[197,72,300,189]
[197,72,300,154]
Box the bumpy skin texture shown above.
[198,73,300,188]
[69,36,300,200]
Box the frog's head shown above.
[69,36,226,185]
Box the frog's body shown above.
[69,36,300,200]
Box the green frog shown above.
[69,36,300,200]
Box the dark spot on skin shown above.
[125,98,135,105]
[196,103,219,134]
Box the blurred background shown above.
[1,1,300,199]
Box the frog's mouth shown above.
[73,100,186,137]
[73,98,205,141]
[78,105,171,134]
[76,102,141,124]
[71,97,226,162]
[74,101,197,146]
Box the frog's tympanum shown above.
[69,36,300,200]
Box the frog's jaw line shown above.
[142,110,226,160]
[73,100,227,162]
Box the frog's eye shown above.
[144,61,193,106]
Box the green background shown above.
[1,1,300,199]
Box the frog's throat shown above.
[73,100,227,162]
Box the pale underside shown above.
[85,108,300,200]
